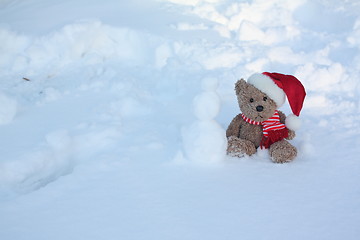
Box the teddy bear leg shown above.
[227,136,257,157]
[269,140,297,163]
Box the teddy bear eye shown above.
[263,97,267,101]
[249,98,254,103]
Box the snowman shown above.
[182,77,227,163]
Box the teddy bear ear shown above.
[235,79,248,95]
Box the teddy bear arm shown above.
[278,110,296,139]
[226,114,244,138]
[287,129,296,140]
[278,110,286,124]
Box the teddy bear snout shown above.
[256,105,264,112]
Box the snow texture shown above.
[0,0,360,239]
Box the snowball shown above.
[193,92,220,120]
[0,93,17,125]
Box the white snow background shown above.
[1,0,360,239]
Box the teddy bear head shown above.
[235,79,278,122]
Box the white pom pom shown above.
[285,114,301,131]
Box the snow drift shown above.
[0,0,360,239]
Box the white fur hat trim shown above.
[247,73,286,107]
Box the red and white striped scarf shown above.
[241,110,288,148]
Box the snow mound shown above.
[181,77,226,164]
[1,0,360,239]
[1,20,153,80]
[0,130,73,194]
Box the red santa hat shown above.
[247,72,306,130]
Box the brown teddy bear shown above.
[226,72,306,163]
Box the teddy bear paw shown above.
[227,136,256,157]
[269,140,297,163]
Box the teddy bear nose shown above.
[256,105,264,112]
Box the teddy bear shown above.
[226,72,306,163]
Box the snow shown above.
[0,0,360,239]
[0,92,17,125]
[181,77,226,164]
